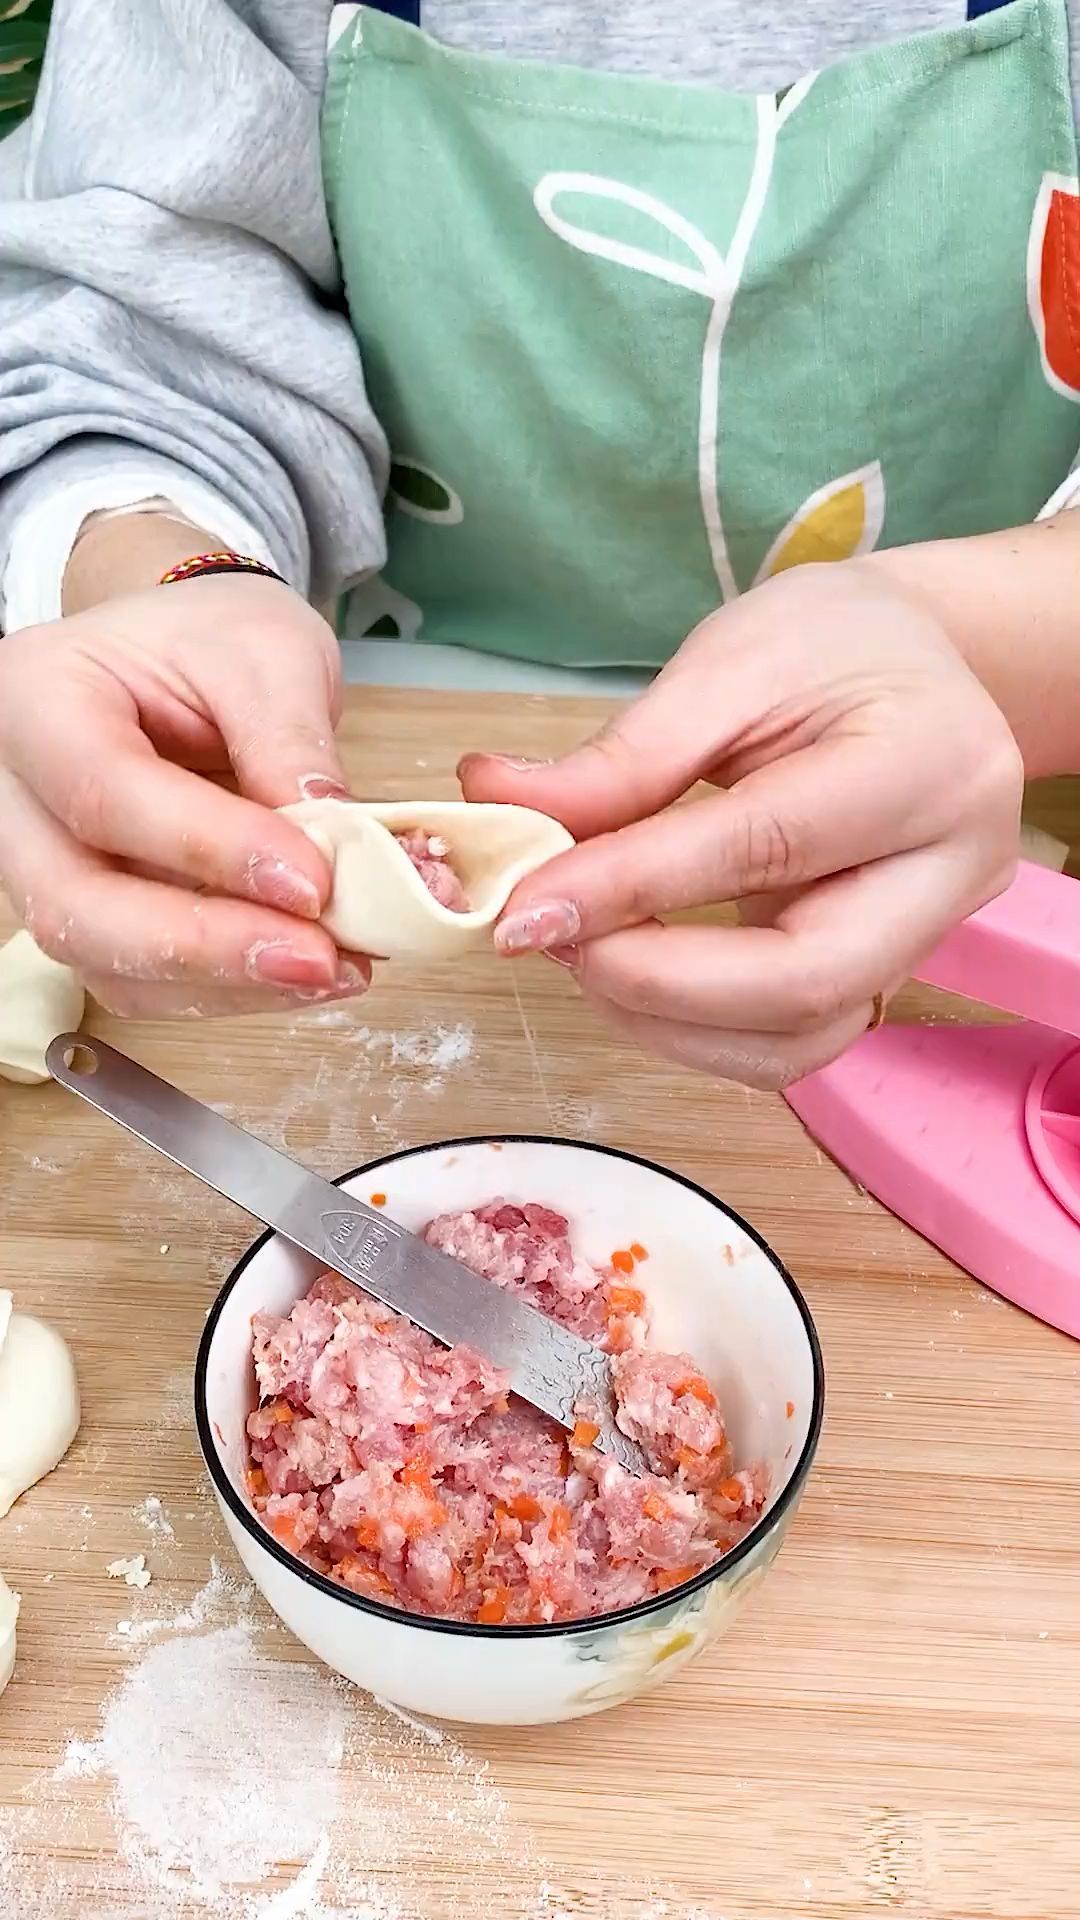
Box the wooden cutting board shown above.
[1,688,1078,1920]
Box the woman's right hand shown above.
[0,572,371,1018]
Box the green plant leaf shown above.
[0,65,39,110]
[0,20,47,60]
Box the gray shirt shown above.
[1,0,1076,618]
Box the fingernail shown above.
[298,774,350,801]
[458,753,550,778]
[247,942,336,989]
[495,900,581,956]
[544,945,581,972]
[293,963,368,1003]
[247,856,322,920]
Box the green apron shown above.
[324,0,1080,669]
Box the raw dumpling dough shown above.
[0,1573,17,1697]
[0,1292,81,1519]
[0,931,85,1085]
[281,800,574,961]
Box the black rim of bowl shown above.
[195,1135,825,1640]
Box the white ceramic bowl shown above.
[196,1137,823,1725]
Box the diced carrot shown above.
[718,1477,745,1505]
[677,1446,698,1472]
[786,1401,795,1419]
[571,1419,600,1450]
[508,1492,543,1523]
[338,1558,395,1600]
[401,1500,448,1541]
[607,1283,646,1316]
[675,1375,716,1406]
[548,1504,572,1542]
[605,1318,632,1355]
[413,1420,432,1435]
[355,1518,381,1552]
[642,1490,670,1523]
[629,1242,649,1262]
[493,1394,510,1415]
[270,1513,305,1554]
[245,1466,268,1501]
[611,1249,635,1274]
[655,1565,698,1593]
[477,1585,512,1626]
[335,1553,367,1580]
[370,1192,387,1207]
[400,1455,436,1500]
[267,1399,294,1425]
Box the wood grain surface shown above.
[0,689,1077,1920]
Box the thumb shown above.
[213,601,349,808]
[458,660,724,840]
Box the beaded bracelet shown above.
[159,551,287,589]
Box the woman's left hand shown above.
[459,560,1024,1089]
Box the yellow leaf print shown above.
[754,460,885,585]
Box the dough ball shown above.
[280,800,573,961]
[0,1292,81,1518]
[0,1573,18,1697]
[0,931,85,1085]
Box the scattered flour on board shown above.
[331,1021,475,1095]
[135,1494,177,1540]
[0,1562,502,1919]
[154,1367,197,1433]
[106,1554,151,1589]
[207,1020,476,1171]
[107,1553,252,1646]
[386,1025,473,1076]
[286,1008,474,1086]
[53,1622,348,1900]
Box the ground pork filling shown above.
[247,1202,767,1625]
[394,829,470,913]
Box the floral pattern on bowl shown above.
[571,1521,785,1711]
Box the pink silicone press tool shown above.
[785,860,1080,1340]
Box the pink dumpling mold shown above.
[786,861,1080,1339]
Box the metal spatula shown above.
[46,1034,647,1475]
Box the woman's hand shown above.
[461,561,1024,1089]
[0,573,370,1018]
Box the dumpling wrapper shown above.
[0,1291,81,1519]
[0,931,85,1085]
[281,801,574,961]
[0,1573,17,1697]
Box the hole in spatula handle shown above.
[61,1041,99,1077]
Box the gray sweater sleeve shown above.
[0,0,388,606]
